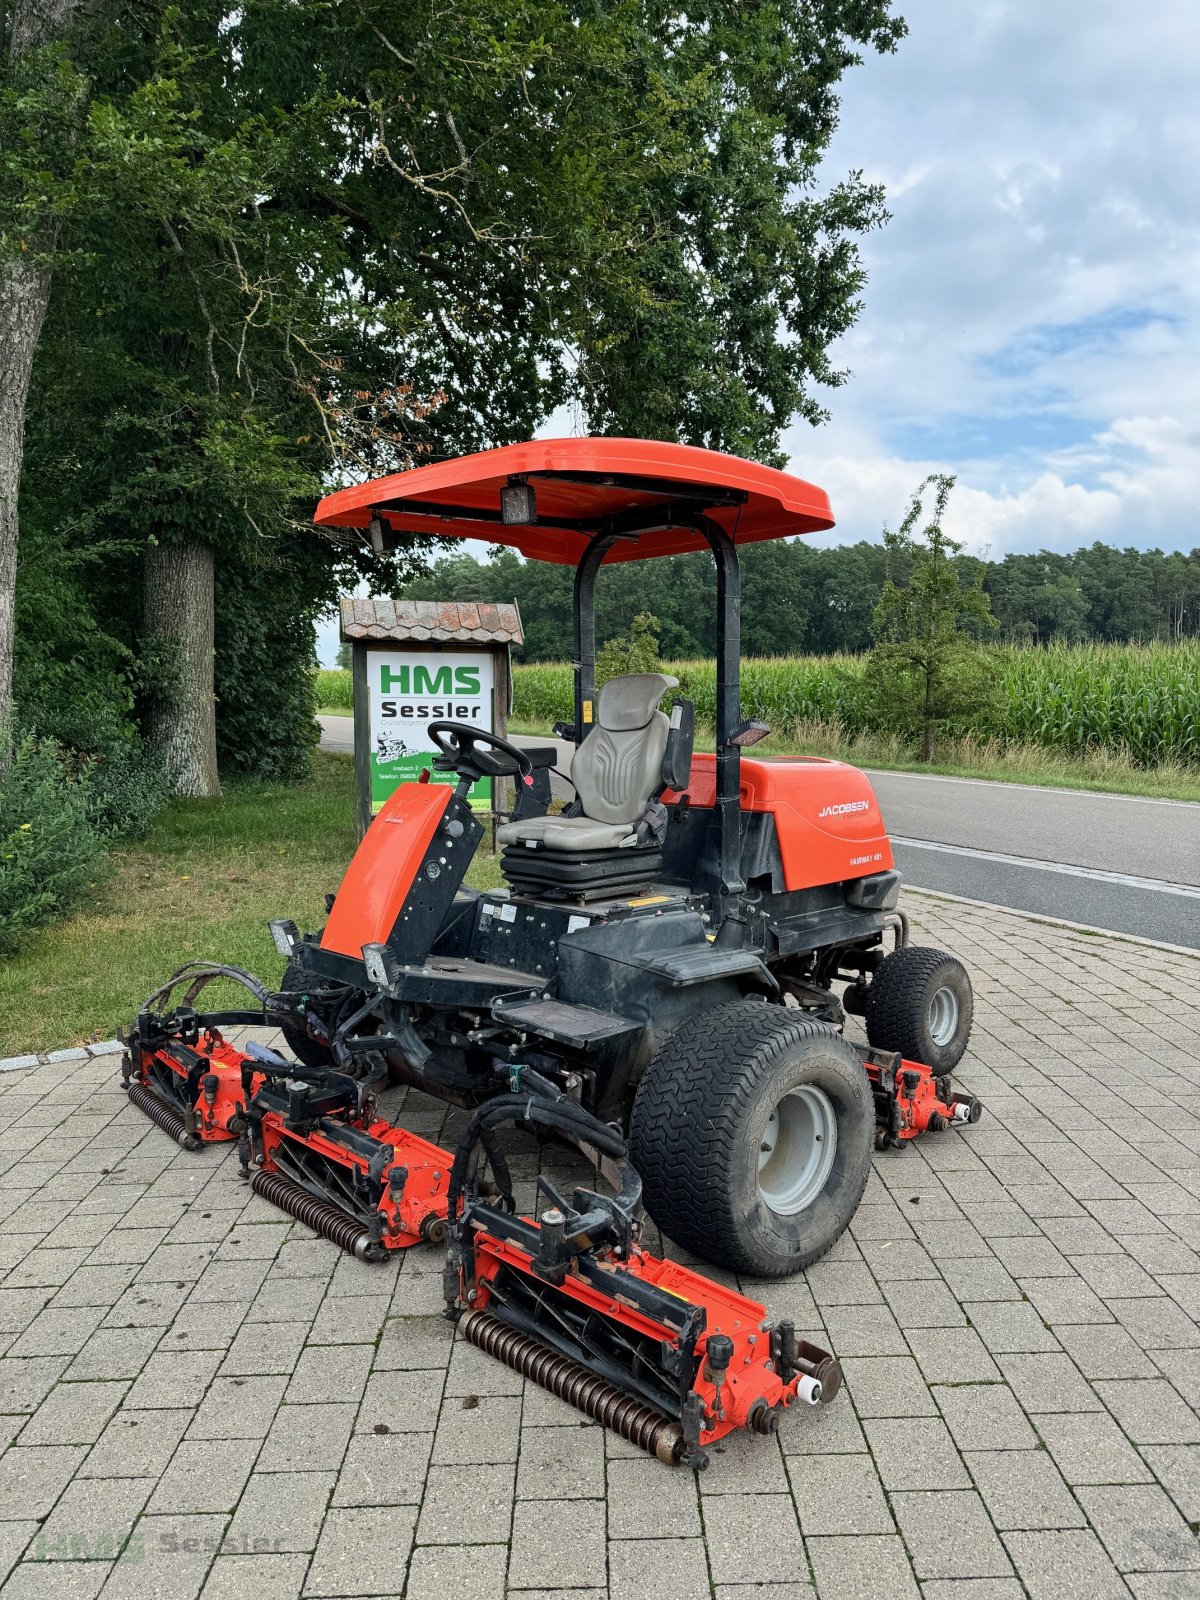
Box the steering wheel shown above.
[426,721,533,783]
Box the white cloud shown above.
[794,0,1200,556]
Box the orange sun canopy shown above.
[314,437,834,565]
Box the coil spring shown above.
[251,1169,377,1261]
[460,1309,683,1466]
[127,1083,200,1150]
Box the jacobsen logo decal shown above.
[818,800,870,818]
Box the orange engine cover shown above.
[666,753,893,892]
[320,780,451,958]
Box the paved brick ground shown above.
[1,892,1199,1599]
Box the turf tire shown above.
[864,945,973,1073]
[628,999,875,1277]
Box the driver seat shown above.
[497,672,677,852]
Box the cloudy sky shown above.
[317,2,1197,660]
[796,0,1199,557]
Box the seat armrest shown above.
[522,745,560,770]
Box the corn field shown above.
[511,642,1200,767]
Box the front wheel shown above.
[864,945,973,1073]
[629,1000,875,1277]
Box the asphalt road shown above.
[320,714,1200,948]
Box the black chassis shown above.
[275,778,905,1127]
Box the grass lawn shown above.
[0,753,502,1057]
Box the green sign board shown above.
[366,648,495,812]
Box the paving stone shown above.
[404,1544,508,1600]
[28,1475,152,1562]
[99,1512,225,1600]
[444,1336,524,1398]
[964,1448,1086,1530]
[906,1327,1003,1384]
[1076,1483,1200,1573]
[781,1389,867,1455]
[283,1344,372,1405]
[257,1400,355,1472]
[370,1312,453,1369]
[1140,1445,1200,1522]
[818,1303,910,1358]
[430,1393,521,1466]
[934,1384,1038,1452]
[416,1462,514,1544]
[0,1355,72,1413]
[841,1357,939,1418]
[1005,1526,1152,1598]
[331,1430,433,1508]
[715,1587,813,1600]
[609,1536,710,1600]
[218,1319,309,1377]
[963,1300,1062,1354]
[1111,1297,1200,1353]
[920,1584,1026,1600]
[863,1417,971,1492]
[190,1376,289,1440]
[0,1519,38,1588]
[882,1279,969,1329]
[201,1553,311,1600]
[787,1450,894,1535]
[995,1351,1105,1414]
[302,1504,416,1596]
[805,1533,918,1598]
[507,1496,605,1589]
[225,1469,335,1554]
[0,1444,86,1516]
[1057,1323,1159,1380]
[2,1562,111,1598]
[893,1488,1014,1580]
[1096,1380,1200,1446]
[147,1437,261,1513]
[701,1426,792,1492]
[1037,1410,1154,1486]
[606,1453,701,1538]
[515,1423,604,1500]
[79,1407,190,1477]
[18,1379,128,1445]
[703,1491,808,1585]
[123,1348,222,1409]
[358,1369,444,1436]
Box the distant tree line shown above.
[399,540,1200,661]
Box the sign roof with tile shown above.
[338,596,523,646]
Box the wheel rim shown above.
[928,985,960,1048]
[757,1086,838,1216]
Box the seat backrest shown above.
[570,673,678,825]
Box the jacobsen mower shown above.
[122,438,981,1467]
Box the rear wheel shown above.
[864,946,973,1072]
[629,999,875,1277]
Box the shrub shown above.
[0,738,105,958]
[84,742,169,838]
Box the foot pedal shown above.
[490,996,640,1046]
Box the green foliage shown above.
[84,743,168,839]
[0,737,105,957]
[213,553,321,785]
[513,641,1200,768]
[315,668,353,711]
[866,476,999,761]
[597,614,664,687]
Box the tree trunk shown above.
[0,251,53,747]
[922,664,935,763]
[143,539,221,797]
[0,0,92,751]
